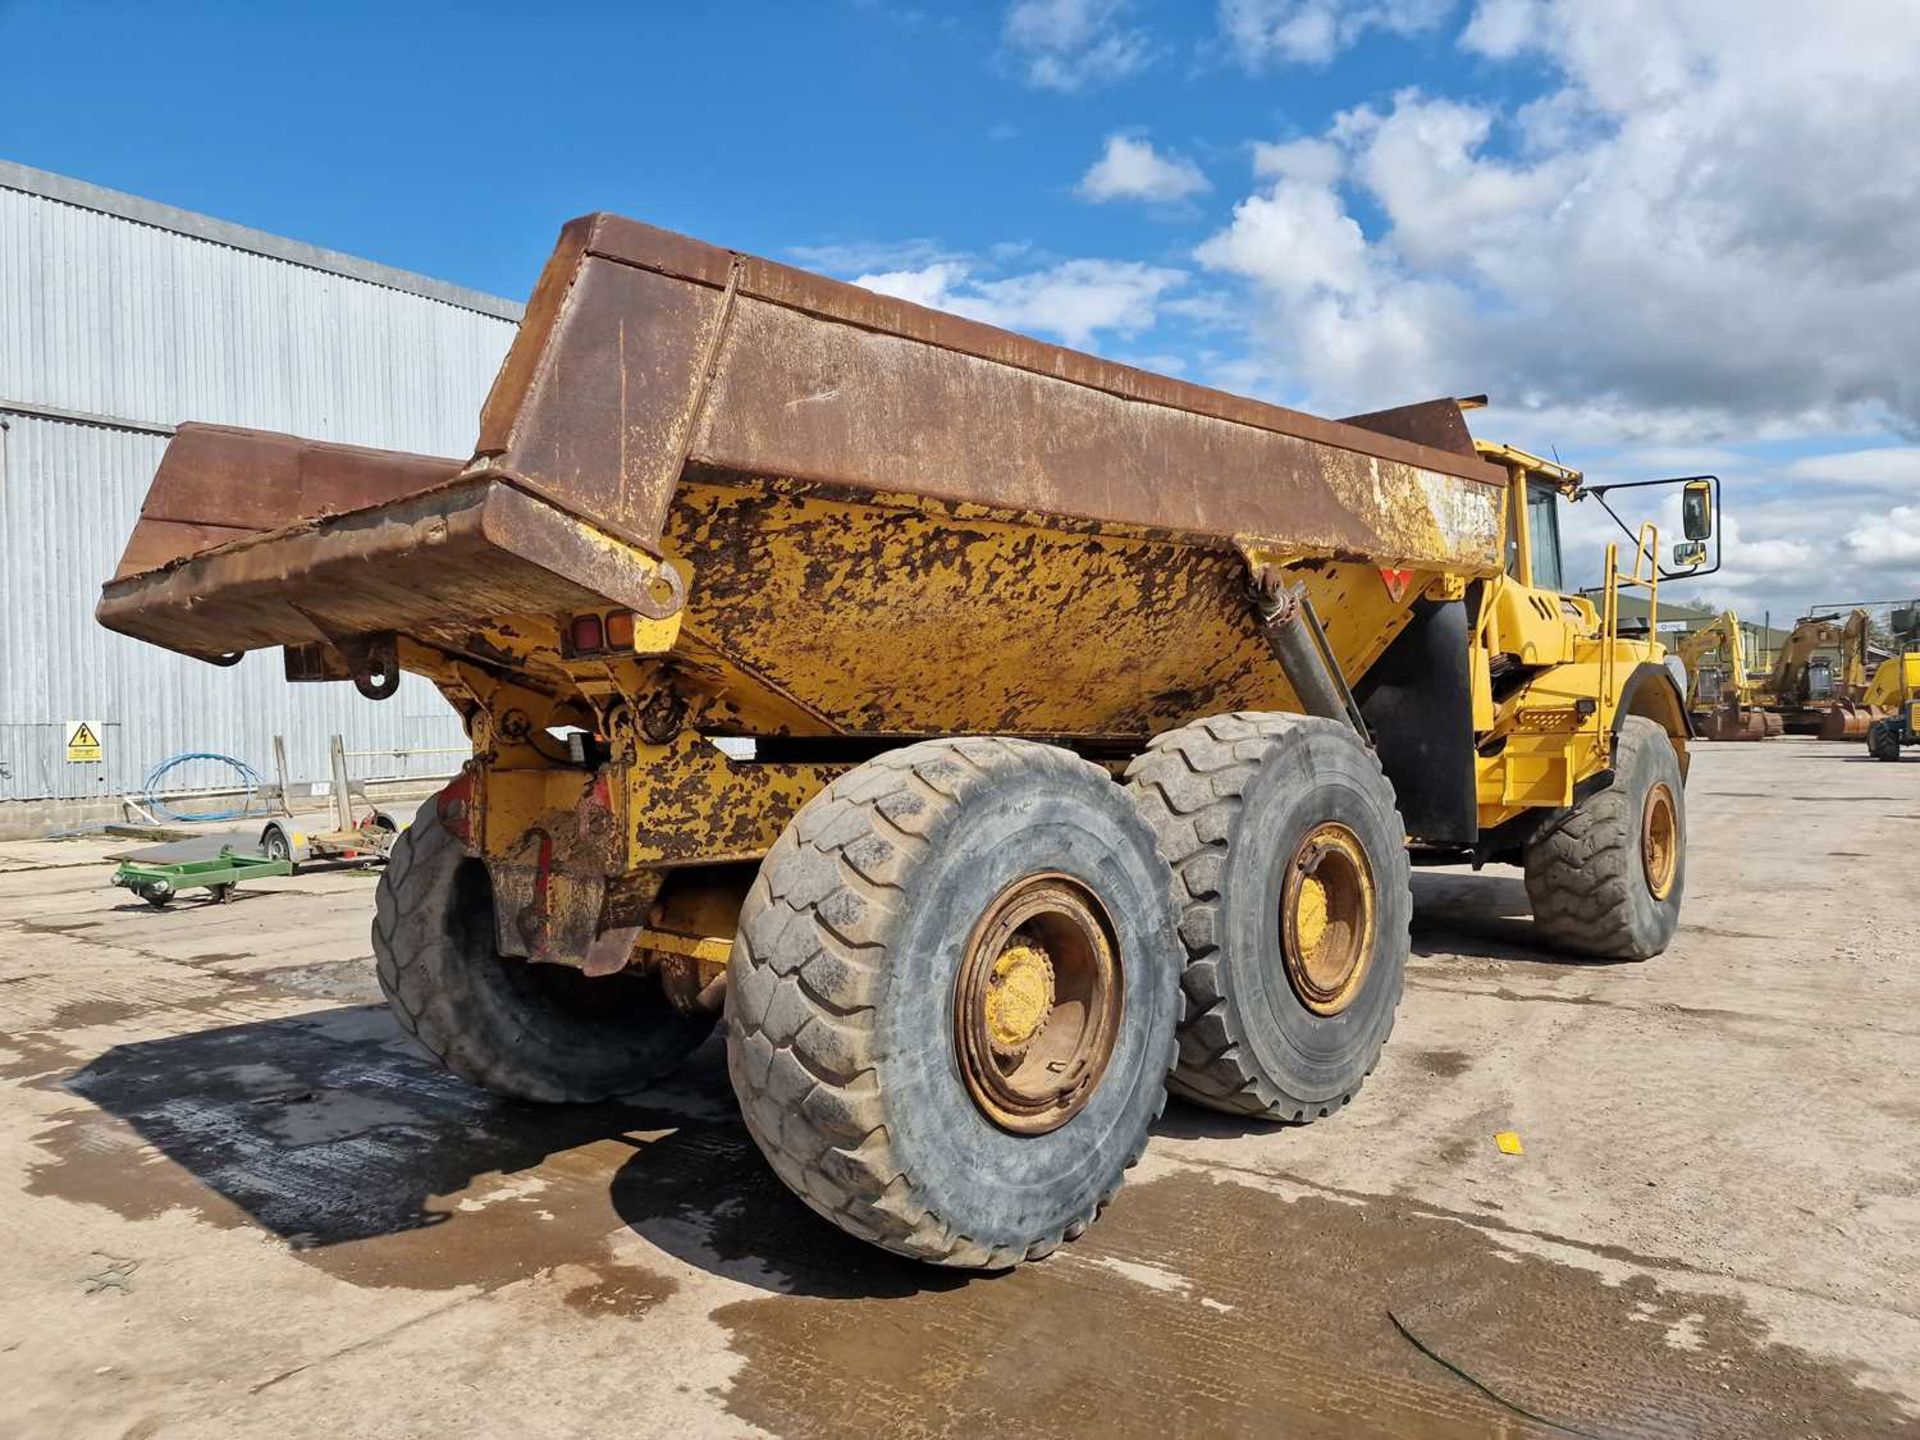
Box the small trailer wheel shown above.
[728,737,1181,1268]
[1126,713,1411,1122]
[141,886,173,909]
[261,823,296,871]
[1524,716,1685,959]
[372,794,713,1102]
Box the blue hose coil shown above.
[141,752,264,824]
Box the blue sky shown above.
[4,0,1918,621]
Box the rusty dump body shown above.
[102,212,1507,718]
[99,213,1558,973]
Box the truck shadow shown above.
[39,870,1619,1301]
[1408,870,1626,968]
[40,1002,959,1301]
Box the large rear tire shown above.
[1524,715,1685,960]
[373,796,713,1103]
[727,737,1181,1268]
[1125,712,1411,1122]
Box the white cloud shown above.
[1003,0,1152,91]
[849,261,973,310]
[1218,0,1453,68]
[1077,134,1211,204]
[1846,506,1920,566]
[1784,448,1920,490]
[1251,137,1345,185]
[1195,0,1920,446]
[788,238,958,274]
[852,257,1186,348]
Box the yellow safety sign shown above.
[64,721,104,764]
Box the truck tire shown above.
[1868,717,1902,762]
[727,737,1181,1268]
[1125,713,1411,1122]
[1524,715,1685,960]
[373,796,713,1103]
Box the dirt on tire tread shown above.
[728,737,1174,1269]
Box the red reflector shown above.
[604,610,635,649]
[569,613,604,653]
[1380,567,1414,603]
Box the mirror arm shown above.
[1579,473,1723,583]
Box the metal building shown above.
[0,160,520,826]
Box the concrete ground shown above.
[1,737,1915,1439]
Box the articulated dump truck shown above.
[98,214,1712,1268]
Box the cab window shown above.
[1527,483,1564,592]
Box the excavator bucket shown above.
[1702,707,1780,741]
[1818,703,1885,741]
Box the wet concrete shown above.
[1,738,1918,1438]
[717,1165,1918,1439]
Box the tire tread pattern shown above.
[728,736,1175,1269]
[1124,712,1410,1122]
[373,800,709,1103]
[1523,715,1681,960]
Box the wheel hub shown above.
[955,875,1123,1136]
[1641,782,1678,901]
[985,943,1055,1057]
[1281,823,1376,1016]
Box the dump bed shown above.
[99,214,1509,740]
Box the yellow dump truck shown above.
[98,214,1717,1268]
[1864,602,1920,760]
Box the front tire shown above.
[1869,718,1902,762]
[727,737,1181,1268]
[1525,716,1685,959]
[1125,712,1411,1122]
[373,796,713,1103]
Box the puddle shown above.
[714,1168,1920,1439]
[25,1003,716,1310]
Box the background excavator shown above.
[1676,611,1781,740]
[1754,608,1888,738]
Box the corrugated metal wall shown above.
[0,172,520,805]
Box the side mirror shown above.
[1672,540,1708,568]
[1682,479,1713,540]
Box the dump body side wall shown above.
[468,212,1509,571]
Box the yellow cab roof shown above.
[1474,439,1584,496]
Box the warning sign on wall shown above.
[64,721,104,764]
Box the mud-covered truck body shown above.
[99,214,1707,1267]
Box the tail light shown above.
[564,610,637,657]
[568,613,604,654]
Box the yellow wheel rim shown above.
[955,875,1122,1136]
[1642,783,1678,901]
[1281,823,1376,1017]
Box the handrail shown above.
[1602,543,1620,742]
[1601,523,1662,755]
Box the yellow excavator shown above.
[1755,608,1885,737]
[1675,611,1780,740]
